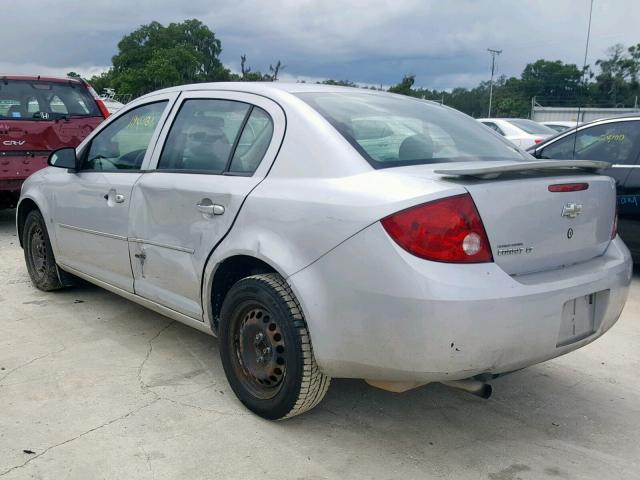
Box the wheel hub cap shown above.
[235,307,286,397]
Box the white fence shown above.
[531,106,639,123]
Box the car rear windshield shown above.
[507,119,556,135]
[0,79,100,120]
[295,92,524,168]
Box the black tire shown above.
[23,210,64,291]
[219,273,330,420]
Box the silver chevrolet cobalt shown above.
[17,83,632,419]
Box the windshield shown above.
[296,92,524,168]
[0,79,100,120]
[507,119,556,135]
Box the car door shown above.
[617,149,640,259]
[52,95,176,291]
[535,119,640,186]
[128,91,285,318]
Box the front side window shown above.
[540,121,640,164]
[296,92,523,168]
[158,99,274,174]
[81,101,167,171]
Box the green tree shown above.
[66,71,81,78]
[91,19,230,97]
[594,43,640,106]
[388,75,418,96]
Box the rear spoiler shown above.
[434,160,611,179]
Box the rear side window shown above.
[540,121,640,164]
[507,119,556,135]
[158,99,273,174]
[481,121,505,136]
[0,80,100,119]
[296,92,523,168]
[81,101,167,171]
[229,107,273,174]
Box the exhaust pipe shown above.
[442,379,492,399]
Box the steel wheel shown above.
[29,225,49,280]
[22,210,63,291]
[232,305,287,399]
[219,273,331,419]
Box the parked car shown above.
[540,120,582,133]
[17,83,631,419]
[528,115,640,262]
[98,96,125,114]
[478,118,556,149]
[0,75,109,209]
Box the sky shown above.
[3,0,640,91]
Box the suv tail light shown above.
[95,99,110,119]
[381,193,493,263]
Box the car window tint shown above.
[158,99,251,172]
[81,101,167,171]
[540,121,640,164]
[482,121,505,136]
[229,107,273,174]
[296,92,523,168]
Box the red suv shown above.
[0,75,109,208]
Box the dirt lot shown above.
[1,207,639,480]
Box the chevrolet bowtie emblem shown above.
[562,203,583,218]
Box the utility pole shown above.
[487,48,502,118]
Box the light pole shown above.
[487,48,502,118]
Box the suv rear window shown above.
[0,80,100,120]
[296,92,524,168]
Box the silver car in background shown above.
[17,83,632,419]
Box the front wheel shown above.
[23,210,64,291]
[219,273,330,420]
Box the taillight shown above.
[95,99,110,119]
[381,193,493,263]
[534,138,544,144]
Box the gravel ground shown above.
[1,207,639,480]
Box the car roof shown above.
[137,82,400,103]
[477,118,536,122]
[0,74,84,84]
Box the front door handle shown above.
[196,203,225,216]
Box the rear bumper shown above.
[0,155,48,190]
[288,223,632,382]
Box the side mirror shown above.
[48,147,77,170]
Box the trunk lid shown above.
[434,161,616,275]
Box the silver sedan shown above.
[17,83,632,419]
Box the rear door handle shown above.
[196,203,225,215]
[103,192,126,203]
